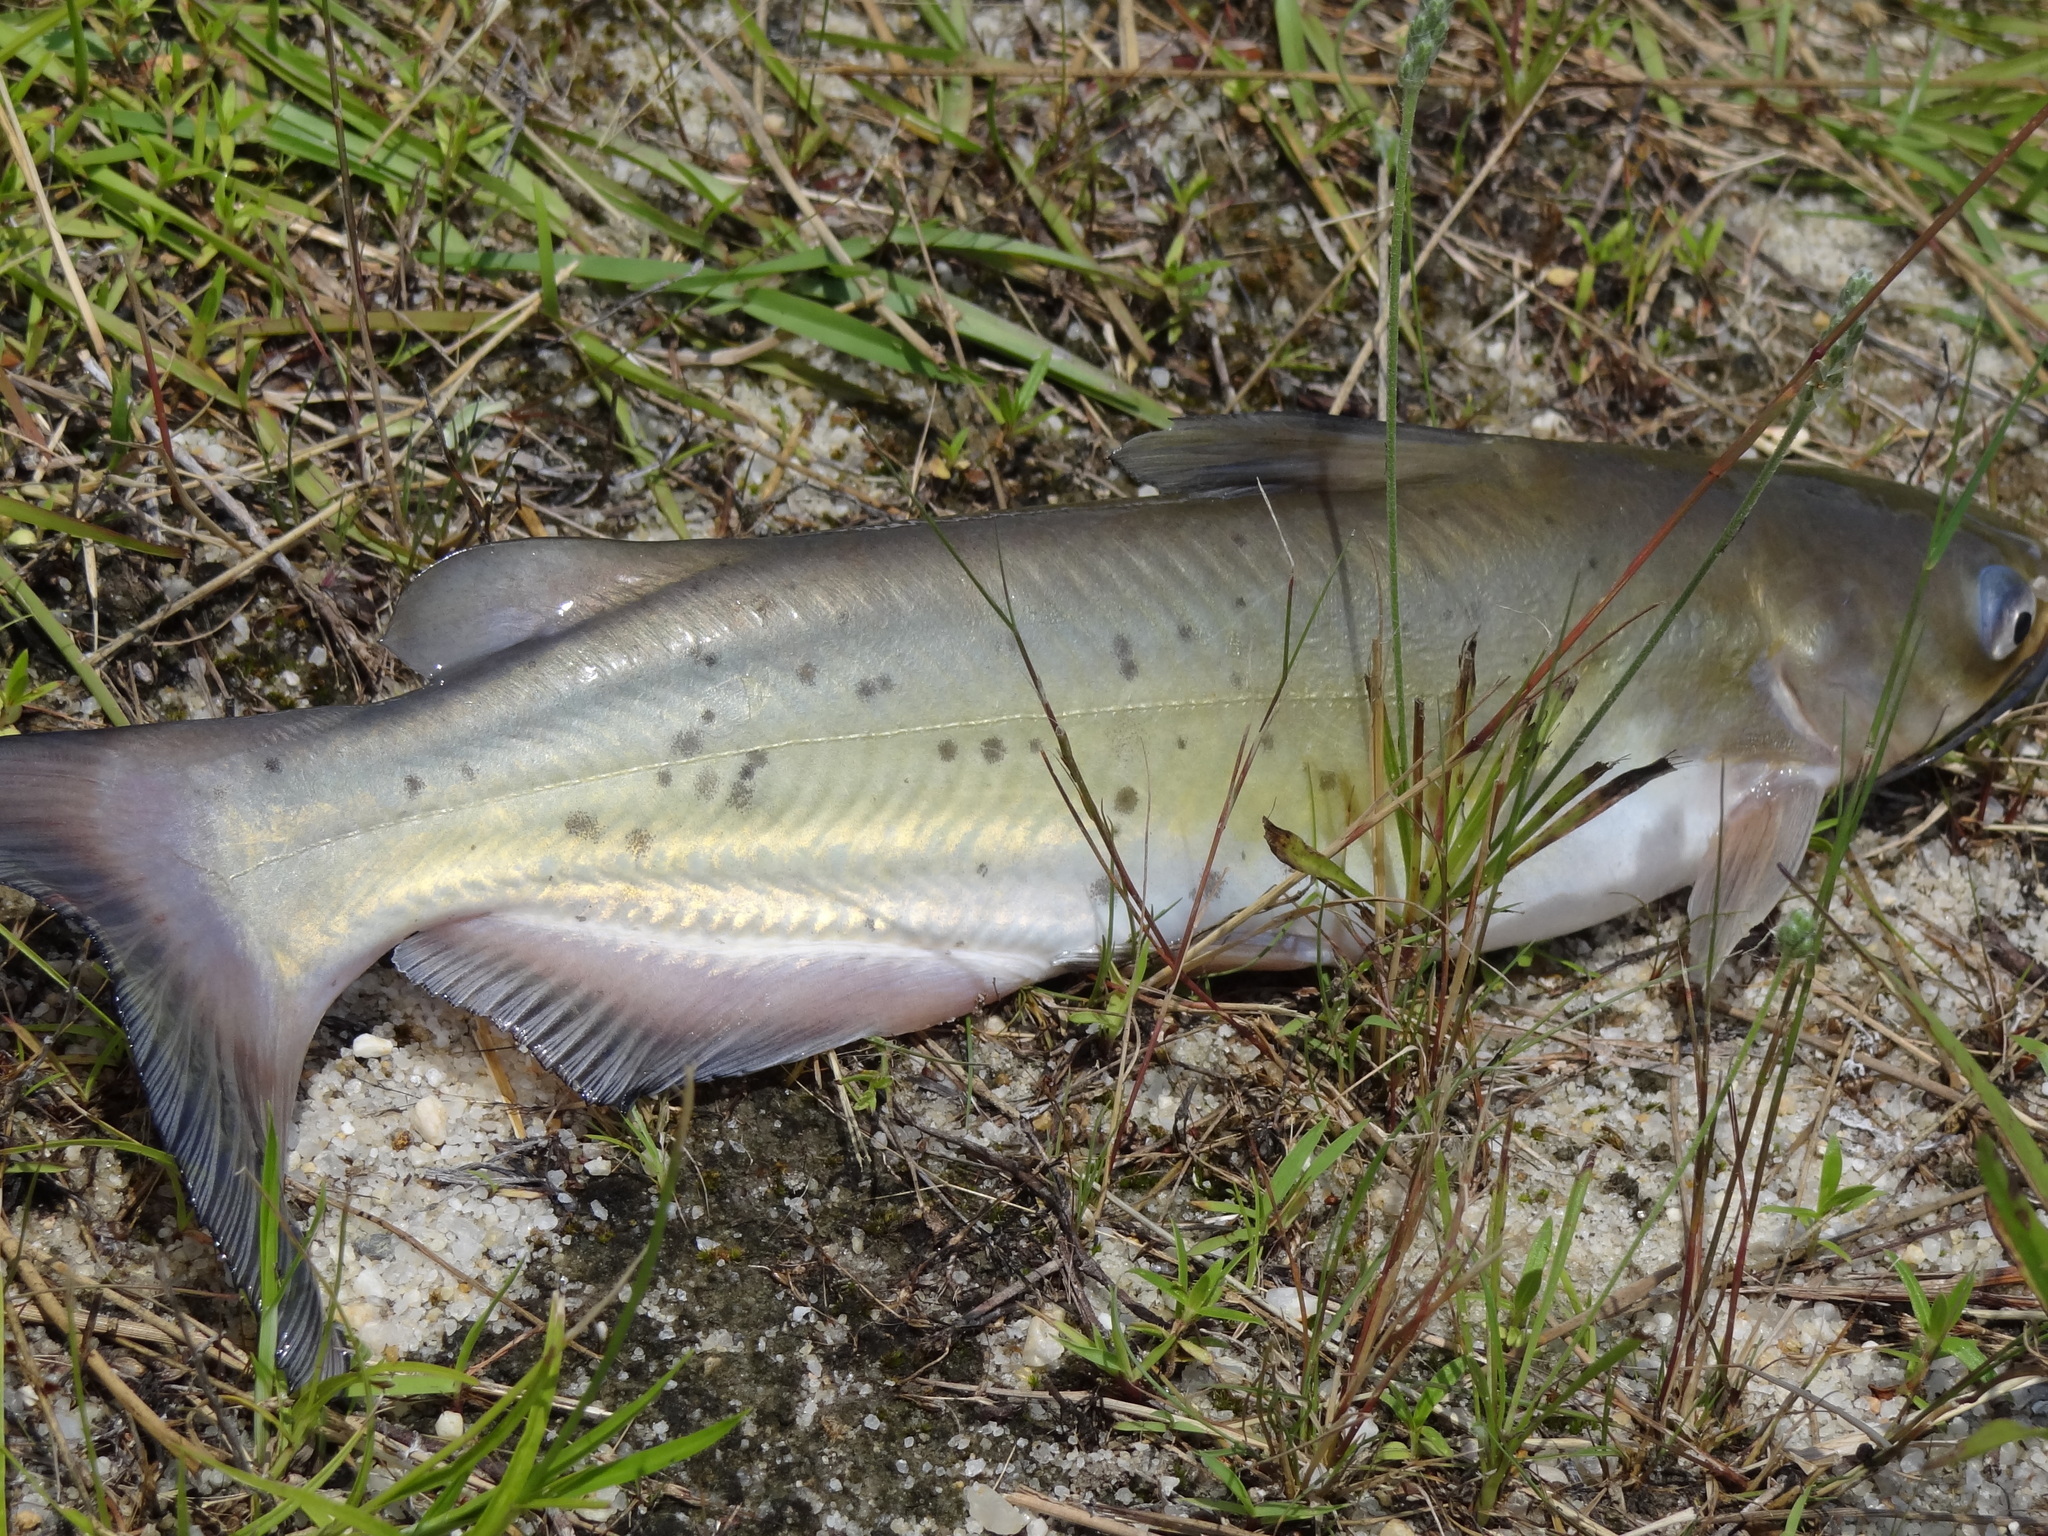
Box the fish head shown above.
[1890,516,2048,770]
[1764,488,2048,776]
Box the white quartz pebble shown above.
[964,1485,1028,1535]
[434,1410,464,1439]
[1018,1315,1064,1368]
[1262,1286,1318,1323]
[351,1033,395,1058]
[410,1096,449,1146]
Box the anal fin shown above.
[392,912,1048,1102]
[1687,767,1825,978]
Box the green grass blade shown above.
[544,1407,740,1499]
[0,549,129,725]
[881,272,1169,424]
[0,496,180,559]
[741,286,936,375]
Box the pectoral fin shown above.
[1687,768,1825,977]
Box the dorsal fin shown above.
[383,538,752,683]
[1113,416,1489,499]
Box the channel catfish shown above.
[1,416,2043,1379]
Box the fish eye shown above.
[1978,565,2037,662]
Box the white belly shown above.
[1477,758,1832,952]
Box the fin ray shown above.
[1114,416,1481,499]
[0,724,343,1383]
[1687,767,1825,976]
[393,911,1048,1101]
[383,539,750,682]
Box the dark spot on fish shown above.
[938,739,958,762]
[694,769,719,800]
[461,763,478,782]
[1260,731,1275,751]
[701,653,719,668]
[868,916,883,931]
[1234,596,1247,609]
[625,829,653,858]
[1201,871,1228,901]
[1177,622,1195,642]
[1087,877,1112,901]
[856,675,895,700]
[726,778,755,811]
[980,736,1006,764]
[264,757,281,774]
[565,811,600,841]
[404,774,425,797]
[700,709,716,724]
[1231,532,1248,548]
[738,750,768,781]
[977,863,989,877]
[1176,736,1188,750]
[1113,633,1139,680]
[656,768,674,789]
[671,730,703,757]
[1318,770,1339,791]
[1114,786,1140,814]
[1231,672,1245,689]
[1028,738,1043,755]
[797,662,817,685]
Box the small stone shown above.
[1262,1285,1317,1323]
[1018,1315,1064,1369]
[1541,265,1581,288]
[434,1410,464,1439]
[352,1033,395,1058]
[964,1485,1028,1535]
[583,1156,613,1177]
[410,1096,449,1146]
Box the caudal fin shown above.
[0,719,347,1384]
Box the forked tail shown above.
[0,718,349,1384]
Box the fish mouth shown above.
[1880,631,2048,785]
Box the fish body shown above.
[1,416,2041,1376]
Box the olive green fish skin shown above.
[208,433,2042,1026]
[2,418,2041,1383]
